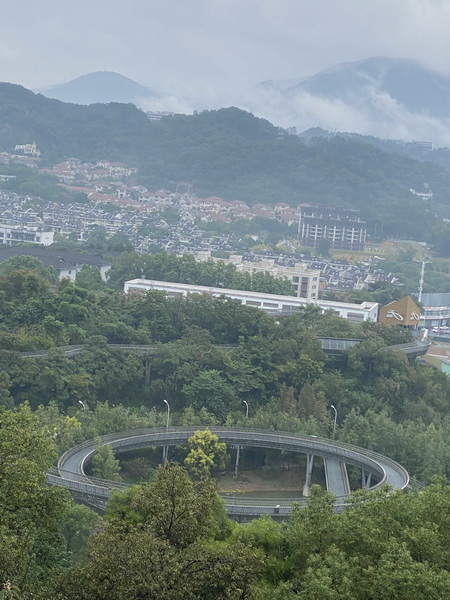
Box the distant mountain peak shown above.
[39,71,160,105]
[267,56,450,117]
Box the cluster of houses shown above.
[187,197,300,225]
[0,147,402,297]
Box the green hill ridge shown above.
[1,82,450,239]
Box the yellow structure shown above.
[379,296,421,328]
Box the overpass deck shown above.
[51,427,410,519]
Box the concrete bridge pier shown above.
[303,453,315,497]
[144,355,152,386]
[234,444,240,478]
[362,470,372,488]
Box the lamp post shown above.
[243,400,249,419]
[330,404,337,439]
[78,400,87,410]
[162,399,170,465]
[163,399,170,430]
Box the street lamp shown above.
[243,400,249,419]
[330,404,337,439]
[78,400,87,410]
[163,399,170,430]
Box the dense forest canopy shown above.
[2,256,450,597]
[4,85,450,596]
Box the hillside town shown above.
[0,146,399,296]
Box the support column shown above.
[144,356,151,386]
[234,445,240,479]
[303,453,314,497]
[361,469,372,488]
[162,445,169,466]
[362,470,372,488]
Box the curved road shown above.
[21,338,430,361]
[51,426,410,519]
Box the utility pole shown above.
[414,258,431,304]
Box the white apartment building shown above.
[195,252,321,300]
[124,279,378,323]
[0,226,54,246]
[298,205,367,251]
[14,143,41,157]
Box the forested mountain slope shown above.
[1,82,450,233]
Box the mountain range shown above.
[262,56,450,118]
[257,57,450,147]
[2,81,450,244]
[35,57,450,146]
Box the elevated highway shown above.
[51,426,410,520]
[19,338,430,361]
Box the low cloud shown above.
[147,82,450,147]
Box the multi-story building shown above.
[418,293,450,329]
[14,142,41,157]
[196,252,321,299]
[0,225,54,246]
[124,279,379,323]
[298,205,367,251]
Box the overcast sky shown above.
[3,0,450,143]
[2,0,450,93]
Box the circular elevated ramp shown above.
[52,427,410,518]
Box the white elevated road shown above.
[50,427,410,519]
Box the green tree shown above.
[184,429,227,479]
[183,370,239,421]
[75,264,105,290]
[64,462,259,600]
[0,255,57,282]
[0,405,69,597]
[90,442,121,481]
[62,527,260,600]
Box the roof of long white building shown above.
[124,278,378,321]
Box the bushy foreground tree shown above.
[61,464,261,600]
[0,406,92,599]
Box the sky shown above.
[3,0,450,141]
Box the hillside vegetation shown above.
[1,83,450,239]
[2,257,450,597]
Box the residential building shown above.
[196,252,321,299]
[14,142,41,157]
[0,225,54,246]
[298,205,367,251]
[0,247,112,281]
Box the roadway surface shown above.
[51,426,410,519]
[20,337,430,361]
[324,458,351,497]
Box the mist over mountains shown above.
[258,57,450,147]
[37,57,450,147]
[3,80,450,243]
